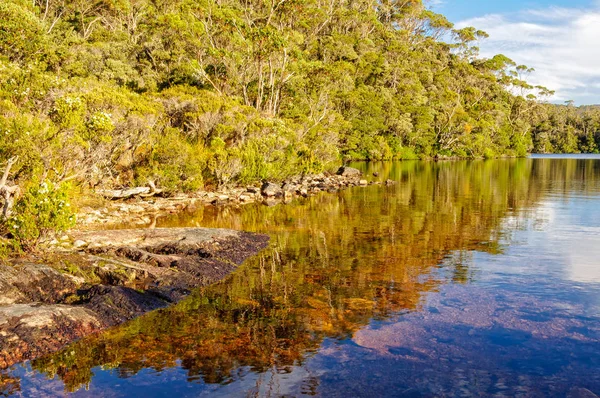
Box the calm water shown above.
[2,157,600,397]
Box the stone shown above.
[385,179,397,186]
[261,182,283,197]
[336,166,362,177]
[359,179,368,185]
[73,240,88,249]
[282,183,296,192]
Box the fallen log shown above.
[96,186,163,199]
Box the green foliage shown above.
[52,96,86,130]
[0,1,46,63]
[0,0,597,250]
[396,147,420,160]
[4,181,76,251]
[139,128,206,193]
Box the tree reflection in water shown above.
[12,158,600,394]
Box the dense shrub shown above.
[3,181,76,251]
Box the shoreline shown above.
[76,168,389,229]
[0,167,389,369]
[0,168,376,369]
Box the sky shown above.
[431,0,600,105]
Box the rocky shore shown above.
[0,228,269,369]
[0,167,394,369]
[77,167,395,228]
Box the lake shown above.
[2,157,600,397]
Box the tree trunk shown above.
[0,157,20,220]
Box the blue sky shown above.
[431,0,600,104]
[434,0,594,22]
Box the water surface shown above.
[2,157,600,397]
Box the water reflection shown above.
[5,158,600,396]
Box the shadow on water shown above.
[3,158,600,396]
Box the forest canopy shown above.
[0,0,599,240]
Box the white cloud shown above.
[456,5,600,104]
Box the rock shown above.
[129,205,146,213]
[247,186,260,194]
[218,194,229,201]
[385,179,397,186]
[0,228,269,369]
[282,183,296,192]
[359,179,368,185]
[373,172,380,177]
[336,167,362,177]
[0,304,103,369]
[73,240,88,249]
[261,182,283,197]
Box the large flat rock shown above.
[71,227,241,249]
[0,227,269,369]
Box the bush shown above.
[0,1,45,63]
[138,128,206,193]
[396,146,419,160]
[3,181,76,251]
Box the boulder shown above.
[336,166,362,177]
[261,182,283,197]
